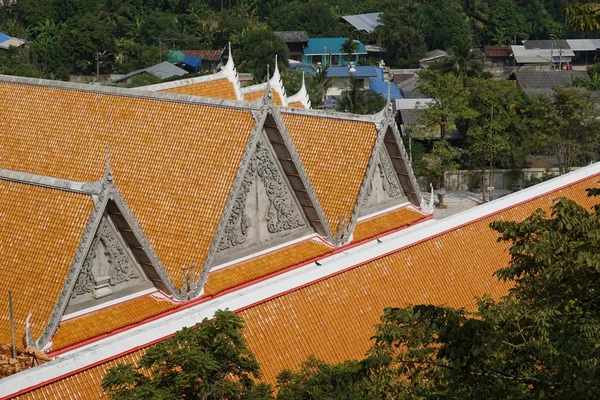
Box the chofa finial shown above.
[104,145,113,182]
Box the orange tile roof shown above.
[0,180,94,348]
[287,101,305,109]
[51,295,179,352]
[159,78,238,100]
[204,238,333,296]
[281,113,378,230]
[0,80,256,287]
[352,206,429,243]
[243,89,282,105]
[14,175,600,398]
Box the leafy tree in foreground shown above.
[102,310,273,400]
[281,190,600,399]
[335,75,384,115]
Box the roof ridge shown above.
[280,106,384,123]
[0,168,101,195]
[0,74,259,110]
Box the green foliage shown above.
[525,86,600,174]
[567,3,600,32]
[572,71,600,91]
[335,75,385,115]
[234,27,289,80]
[281,69,323,107]
[436,38,485,85]
[102,310,273,400]
[378,25,426,68]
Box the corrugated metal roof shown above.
[395,98,433,110]
[181,49,224,61]
[0,32,10,42]
[0,37,25,49]
[111,61,188,83]
[484,45,511,57]
[369,80,403,99]
[304,38,367,55]
[524,40,570,50]
[511,45,575,64]
[514,70,588,89]
[340,13,382,33]
[419,49,448,63]
[566,39,596,51]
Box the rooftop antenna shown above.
[9,291,16,359]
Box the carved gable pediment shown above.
[66,213,154,313]
[359,146,408,217]
[214,134,312,264]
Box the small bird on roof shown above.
[315,260,322,266]
[377,238,382,244]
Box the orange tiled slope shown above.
[244,89,283,105]
[282,113,378,229]
[205,238,333,296]
[15,176,600,399]
[287,101,305,109]
[159,78,238,100]
[0,181,94,348]
[51,295,179,352]
[353,206,428,243]
[0,81,255,287]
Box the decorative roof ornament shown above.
[179,261,198,300]
[287,71,312,109]
[103,145,114,184]
[24,312,36,348]
[420,183,435,214]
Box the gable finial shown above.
[387,81,391,104]
[104,145,113,183]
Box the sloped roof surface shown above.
[0,180,94,347]
[181,49,224,61]
[566,39,596,51]
[159,78,238,100]
[514,70,587,88]
[524,40,570,50]
[281,112,377,228]
[304,38,367,55]
[0,78,256,287]
[112,61,187,83]
[484,45,511,57]
[326,65,379,78]
[340,13,382,33]
[16,172,600,398]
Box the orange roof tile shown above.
[159,78,238,100]
[0,80,256,287]
[287,101,305,109]
[352,206,429,243]
[205,238,333,296]
[52,295,179,352]
[281,113,378,230]
[243,89,282,105]
[0,181,94,348]
[14,175,600,398]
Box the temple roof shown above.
[0,76,257,291]
[0,175,95,348]
[7,163,600,399]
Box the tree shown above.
[416,69,473,206]
[102,310,273,400]
[437,38,485,85]
[526,86,600,174]
[31,18,66,45]
[378,25,426,68]
[340,38,359,64]
[99,0,132,27]
[572,71,600,91]
[281,69,323,107]
[234,27,289,80]
[465,78,524,201]
[567,3,600,32]
[312,63,333,103]
[459,0,488,37]
[335,75,384,115]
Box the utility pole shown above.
[559,46,563,71]
[96,52,100,82]
[550,42,554,70]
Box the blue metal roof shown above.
[326,66,379,78]
[304,38,367,55]
[0,32,11,43]
[369,80,403,99]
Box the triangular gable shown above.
[212,130,314,265]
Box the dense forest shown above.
[0,0,598,79]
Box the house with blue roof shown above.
[0,31,25,50]
[302,38,367,66]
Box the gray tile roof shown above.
[274,31,309,43]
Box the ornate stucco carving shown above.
[255,140,305,233]
[379,148,402,198]
[218,161,255,251]
[72,217,140,299]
